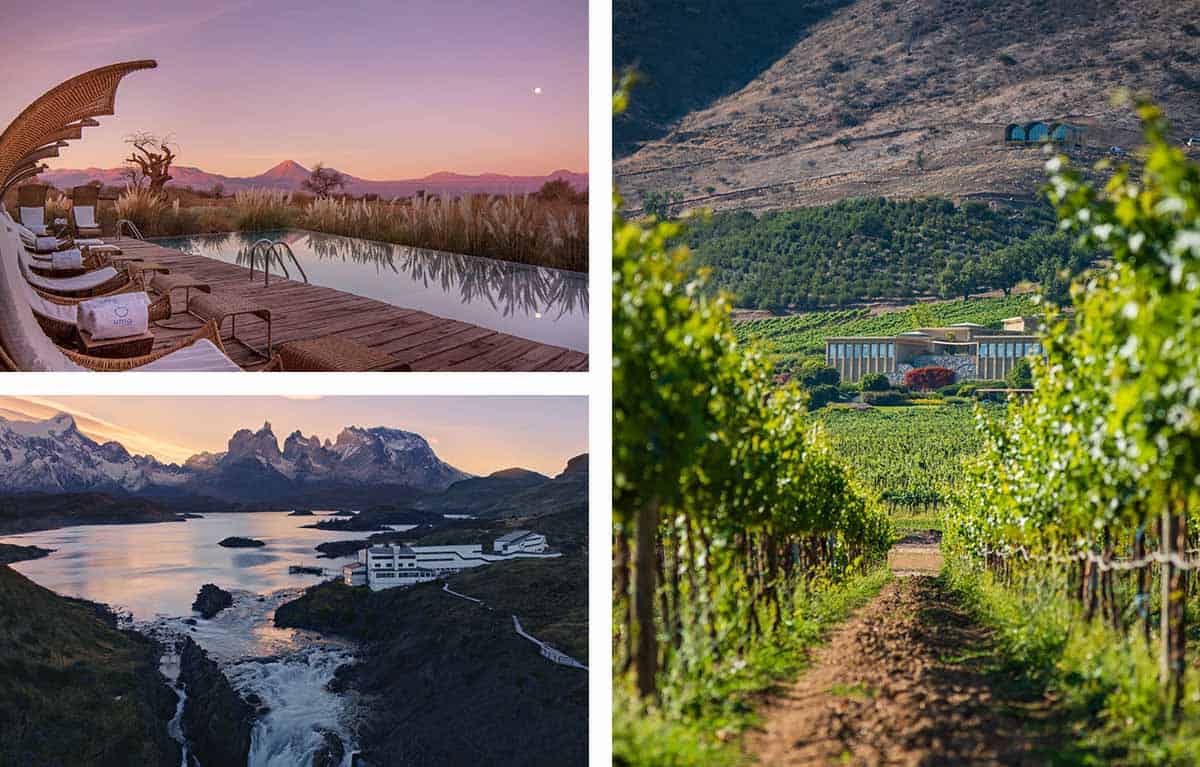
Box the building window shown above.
[886,343,894,358]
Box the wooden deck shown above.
[109,238,588,372]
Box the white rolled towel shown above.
[78,293,151,340]
[51,249,83,271]
[74,238,105,246]
[35,236,59,252]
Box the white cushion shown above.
[0,222,85,371]
[19,207,46,233]
[7,213,66,254]
[73,205,97,229]
[19,251,119,292]
[25,287,78,326]
[135,339,242,372]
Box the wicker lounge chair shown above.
[24,249,90,278]
[14,262,169,345]
[70,185,102,238]
[3,210,72,253]
[0,217,247,371]
[18,249,133,297]
[17,184,49,235]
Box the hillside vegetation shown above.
[616,0,1200,212]
[685,196,1086,308]
[276,555,586,766]
[0,567,180,766]
[613,0,851,154]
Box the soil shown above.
[888,531,944,577]
[746,576,1065,766]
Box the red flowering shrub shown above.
[903,366,955,391]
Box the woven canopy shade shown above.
[5,165,46,192]
[0,60,157,195]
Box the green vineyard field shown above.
[735,295,1040,362]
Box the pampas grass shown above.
[114,185,167,233]
[44,190,72,225]
[93,186,586,270]
[297,193,587,271]
[233,188,296,230]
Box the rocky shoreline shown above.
[0,542,54,565]
[178,637,255,766]
[275,555,587,766]
[0,566,182,766]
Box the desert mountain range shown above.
[37,160,588,198]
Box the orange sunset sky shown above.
[0,1,588,179]
[0,396,587,477]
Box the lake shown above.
[153,229,588,352]
[2,511,401,767]
[1,511,378,618]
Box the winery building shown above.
[824,316,1042,384]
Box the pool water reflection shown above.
[153,229,588,352]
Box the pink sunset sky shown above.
[0,396,588,476]
[0,0,587,179]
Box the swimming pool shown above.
[152,229,588,352]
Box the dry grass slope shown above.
[616,0,1200,214]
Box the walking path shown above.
[747,536,1066,766]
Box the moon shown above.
[533,87,543,96]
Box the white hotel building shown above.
[342,530,558,591]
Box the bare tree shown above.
[122,132,177,191]
[301,162,347,197]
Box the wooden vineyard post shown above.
[1136,526,1151,648]
[614,532,633,675]
[633,497,660,700]
[1160,503,1187,718]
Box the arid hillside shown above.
[615,0,1200,215]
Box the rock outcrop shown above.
[218,536,266,548]
[191,584,233,619]
[178,637,254,767]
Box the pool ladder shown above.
[114,219,145,240]
[246,238,308,286]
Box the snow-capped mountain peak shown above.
[0,413,470,500]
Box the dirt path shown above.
[887,531,943,577]
[745,576,1065,766]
